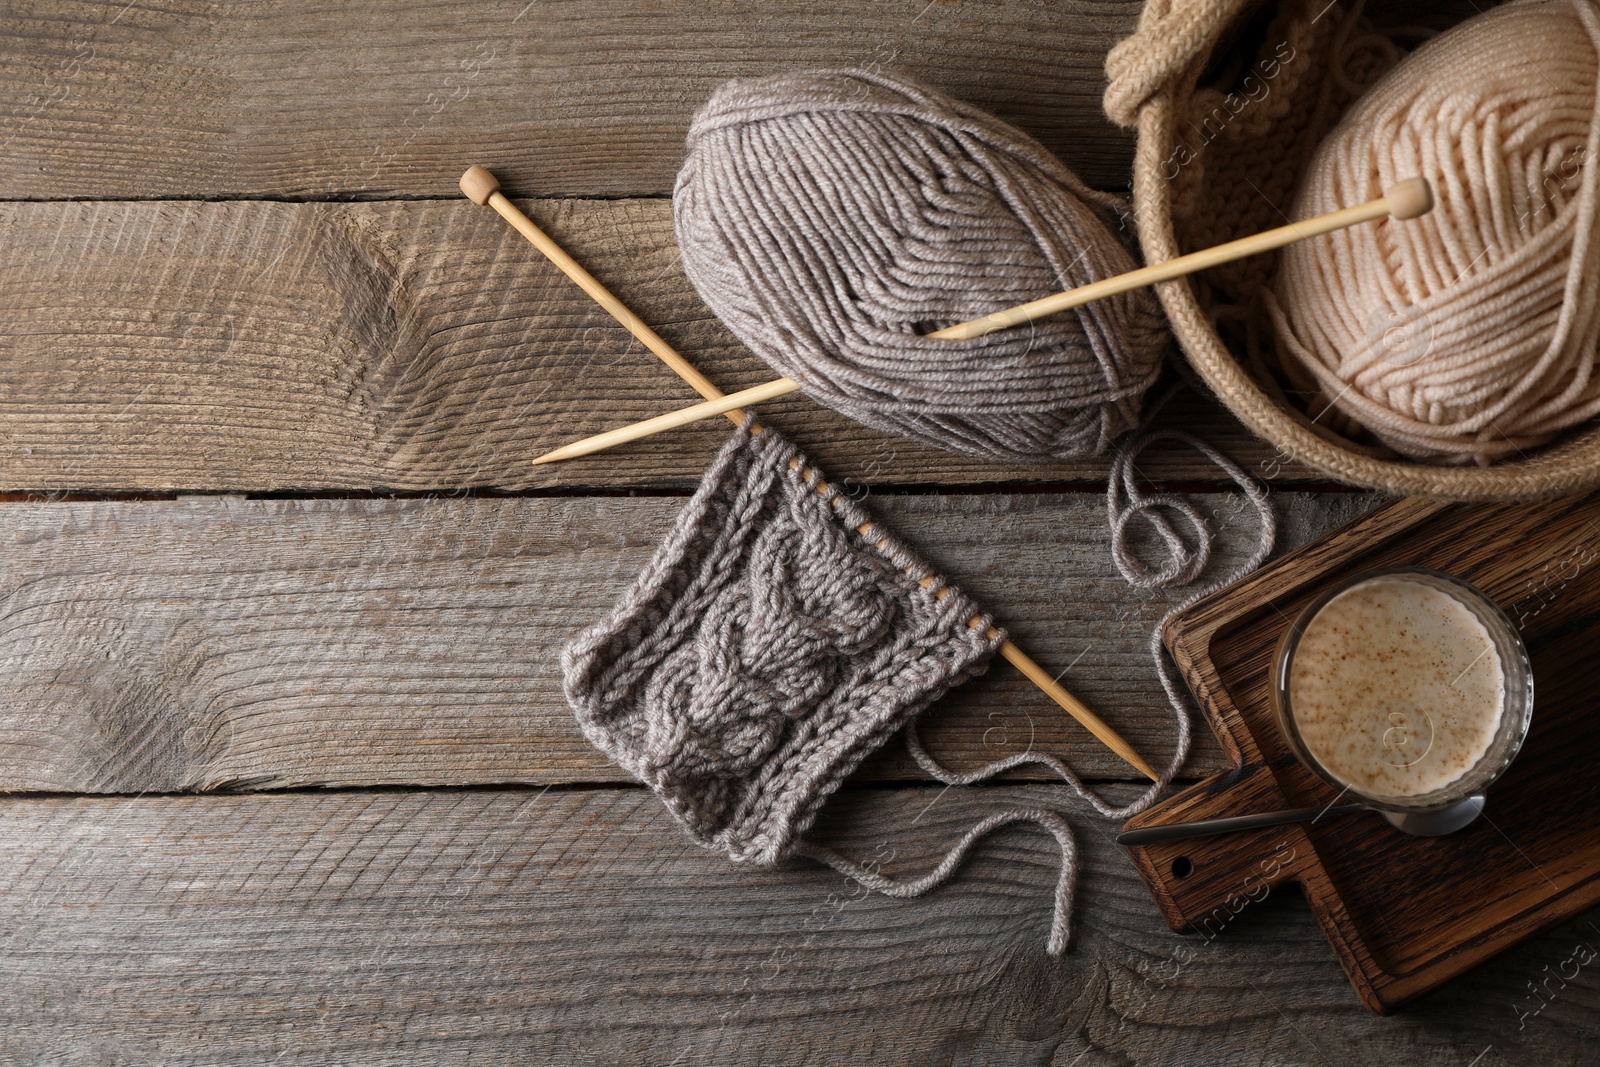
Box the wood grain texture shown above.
[1,0,1559,1055]
[0,0,1138,201]
[0,490,1372,794]
[0,785,1592,1065]
[0,196,1325,491]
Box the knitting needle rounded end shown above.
[1384,177,1433,220]
[460,165,501,206]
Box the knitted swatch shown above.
[562,400,1279,953]
[563,418,1002,861]
[563,422,1080,951]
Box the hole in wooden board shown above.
[1171,856,1194,879]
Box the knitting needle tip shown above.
[530,379,801,466]
[995,641,1161,781]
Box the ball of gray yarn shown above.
[673,68,1170,464]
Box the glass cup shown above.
[1270,567,1534,836]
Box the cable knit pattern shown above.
[562,421,1003,868]
[562,411,1273,954]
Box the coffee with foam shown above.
[1287,576,1505,798]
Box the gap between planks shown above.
[0,491,1375,795]
[0,197,1325,490]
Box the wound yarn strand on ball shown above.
[674,68,1171,464]
[1271,0,1600,465]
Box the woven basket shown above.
[1103,0,1600,501]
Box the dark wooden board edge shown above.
[1114,496,1600,1013]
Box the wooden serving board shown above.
[1120,491,1600,1013]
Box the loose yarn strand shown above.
[902,393,1274,825]
[795,809,1076,954]
[1108,414,1278,817]
[821,390,1275,953]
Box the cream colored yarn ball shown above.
[1272,0,1600,466]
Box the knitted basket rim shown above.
[1126,70,1600,502]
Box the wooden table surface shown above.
[1,1,1594,1063]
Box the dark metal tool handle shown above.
[1116,803,1368,846]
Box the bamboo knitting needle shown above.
[529,177,1434,463]
[461,164,1161,782]
[532,378,797,465]
[856,511,1163,783]
[932,176,1433,340]
[459,164,746,426]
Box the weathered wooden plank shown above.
[0,785,1589,1064]
[0,490,1373,794]
[0,197,1322,491]
[0,0,1138,201]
